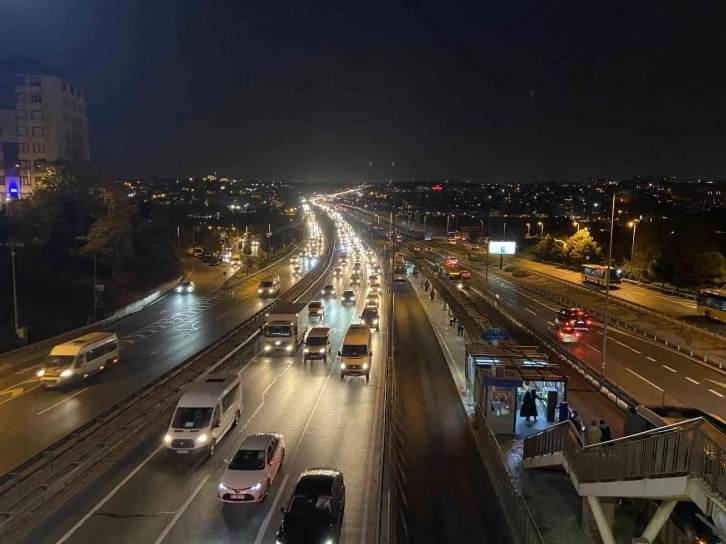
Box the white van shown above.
[37,332,119,388]
[258,274,281,297]
[339,324,372,382]
[304,326,331,362]
[164,373,242,457]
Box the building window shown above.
[16,110,27,119]
[19,143,29,153]
[71,101,76,112]
[19,160,30,169]
[32,144,45,153]
[34,159,46,169]
[31,127,44,137]
[29,93,42,103]
[29,76,41,87]
[17,126,28,136]
[62,81,67,91]
[30,110,43,120]
[16,92,26,103]
[20,177,31,186]
[76,88,82,98]
[62,98,68,108]
[14,75,26,86]
[63,113,69,124]
[0,176,4,185]
[70,85,75,94]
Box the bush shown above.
[512,268,533,278]
[503,265,517,272]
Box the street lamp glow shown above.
[537,221,544,238]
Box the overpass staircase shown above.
[521,418,726,543]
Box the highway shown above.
[392,282,514,543]
[418,246,726,420]
[0,246,316,475]
[20,223,386,544]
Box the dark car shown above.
[208,257,220,266]
[341,290,356,304]
[360,307,380,331]
[555,308,591,330]
[277,468,345,544]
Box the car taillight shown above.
[557,331,563,337]
[575,332,581,337]
[569,320,575,325]
[586,319,591,325]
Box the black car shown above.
[208,257,220,266]
[555,308,591,330]
[360,308,380,331]
[277,468,345,544]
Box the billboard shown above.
[488,241,516,255]
[424,232,432,241]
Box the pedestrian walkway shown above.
[408,274,610,543]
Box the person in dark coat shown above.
[529,389,542,422]
[599,420,612,442]
[520,391,533,422]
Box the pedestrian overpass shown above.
[521,418,726,543]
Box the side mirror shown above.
[338,351,342,356]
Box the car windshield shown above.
[306,336,327,346]
[171,407,213,429]
[343,291,354,298]
[182,281,192,287]
[363,311,378,319]
[266,325,292,337]
[309,302,322,309]
[44,354,76,368]
[288,494,333,516]
[324,286,334,291]
[261,281,274,288]
[229,449,266,470]
[342,344,368,357]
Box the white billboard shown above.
[488,241,516,255]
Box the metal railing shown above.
[523,417,726,506]
[0,217,335,537]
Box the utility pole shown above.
[500,223,506,270]
[4,242,25,339]
[93,252,97,323]
[177,226,181,259]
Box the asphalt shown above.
[0,252,318,475]
[20,235,386,544]
[418,246,726,420]
[392,282,514,543]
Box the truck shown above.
[262,302,309,355]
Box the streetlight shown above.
[601,190,629,383]
[628,219,639,263]
[573,221,580,233]
[525,223,531,237]
[537,221,544,238]
[480,219,484,237]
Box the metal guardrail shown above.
[0,217,334,536]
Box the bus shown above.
[581,264,622,286]
[393,264,407,282]
[696,290,726,323]
[447,232,459,244]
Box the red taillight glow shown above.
[575,332,581,337]
[557,331,563,337]
[586,319,591,325]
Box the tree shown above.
[78,188,135,269]
[531,235,566,262]
[565,229,602,264]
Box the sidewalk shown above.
[409,275,589,543]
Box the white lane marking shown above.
[126,350,160,369]
[646,356,657,362]
[662,365,676,373]
[624,367,663,392]
[706,378,726,389]
[0,383,41,407]
[709,389,725,398]
[56,445,163,543]
[685,377,700,385]
[253,474,289,544]
[525,308,537,316]
[630,348,641,354]
[216,306,240,320]
[547,321,555,327]
[153,474,210,544]
[37,388,88,416]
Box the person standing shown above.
[424,279,430,292]
[599,420,612,443]
[457,322,465,337]
[623,406,649,437]
[585,420,602,446]
[520,391,533,422]
[430,289,435,303]
[529,388,542,422]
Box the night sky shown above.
[1,0,724,182]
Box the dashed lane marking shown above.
[662,365,676,373]
[685,377,700,385]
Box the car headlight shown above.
[258,289,263,293]
[60,369,73,378]
[175,286,182,292]
[285,345,293,352]
[251,483,262,492]
[373,319,378,324]
[37,369,45,377]
[218,483,228,491]
[319,348,326,353]
[196,434,208,444]
[323,539,334,544]
[304,348,309,353]
[264,345,271,351]
[363,363,369,370]
[164,434,172,444]
[340,363,346,369]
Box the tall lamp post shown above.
[573,221,580,233]
[538,221,544,238]
[3,242,25,339]
[601,190,628,383]
[525,222,530,238]
[628,219,639,263]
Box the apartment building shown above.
[0,71,89,199]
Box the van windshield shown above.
[342,344,368,357]
[44,355,76,368]
[260,281,274,288]
[172,407,213,429]
[266,325,292,337]
[306,336,327,346]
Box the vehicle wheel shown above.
[366,373,370,383]
[232,410,240,428]
[208,439,217,457]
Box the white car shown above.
[556,327,581,344]
[218,433,285,503]
[322,285,336,296]
[308,301,325,319]
[368,282,382,294]
[292,266,302,276]
[333,267,343,277]
[368,274,379,283]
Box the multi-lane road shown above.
[0,249,316,475]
